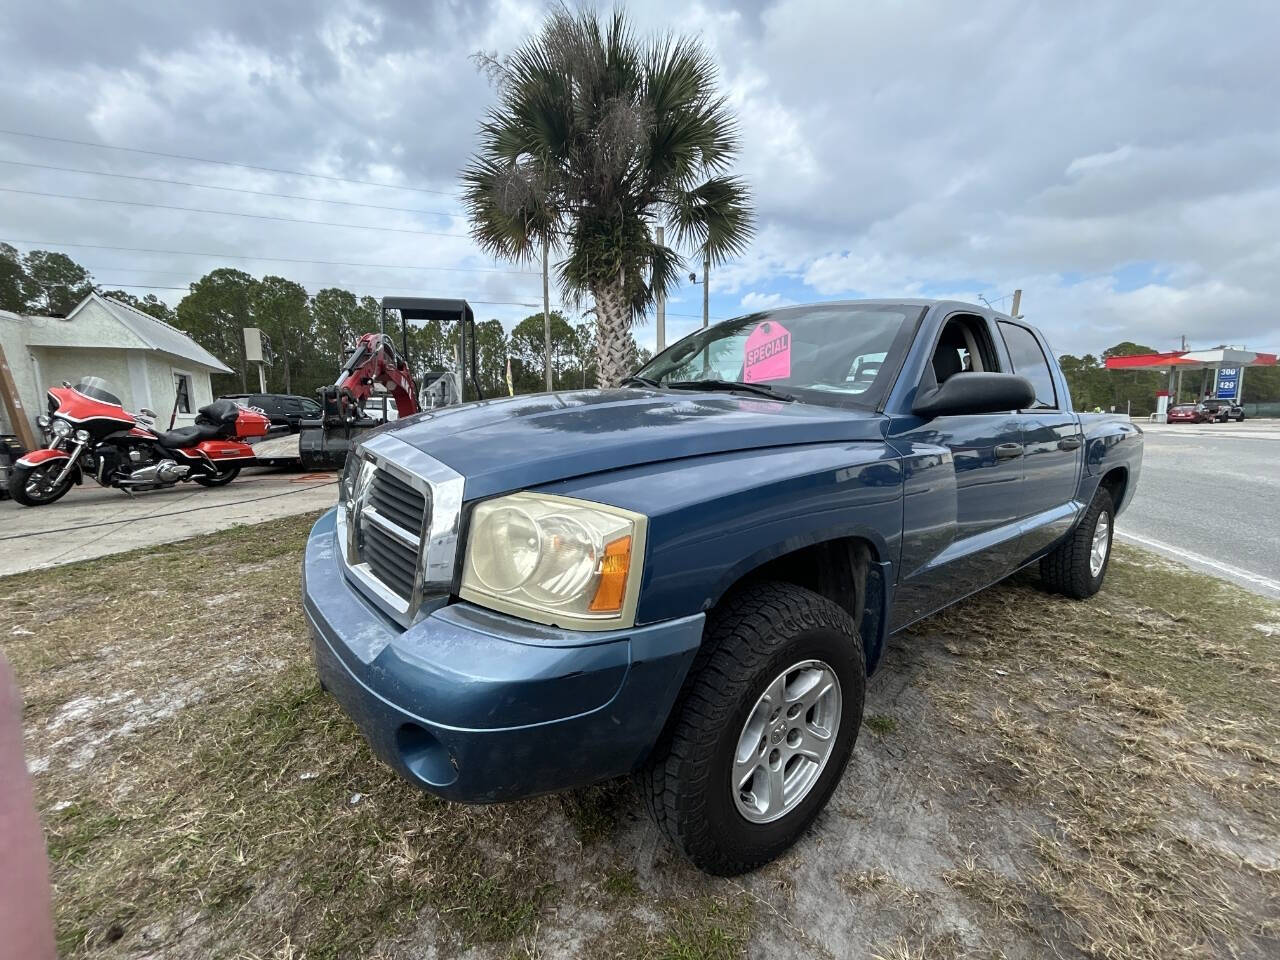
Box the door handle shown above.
[1058,436,1082,451]
[994,442,1024,460]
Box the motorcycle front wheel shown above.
[9,461,75,506]
[193,465,241,488]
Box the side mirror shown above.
[139,407,157,418]
[913,372,1035,418]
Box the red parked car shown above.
[1167,403,1209,423]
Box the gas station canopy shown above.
[1104,348,1277,371]
[1105,347,1276,416]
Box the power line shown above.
[0,186,471,237]
[91,265,541,297]
[0,159,462,217]
[94,279,538,307]
[5,238,729,321]
[0,128,456,195]
[1,238,541,276]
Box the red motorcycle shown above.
[8,377,269,507]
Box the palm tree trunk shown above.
[593,279,631,388]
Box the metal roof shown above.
[25,293,233,373]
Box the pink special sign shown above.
[743,320,792,383]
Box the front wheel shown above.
[8,461,75,506]
[640,582,865,875]
[1040,487,1114,599]
[193,465,240,487]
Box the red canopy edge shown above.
[1104,351,1196,368]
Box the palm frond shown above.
[665,175,755,264]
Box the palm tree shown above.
[462,7,754,387]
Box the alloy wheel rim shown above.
[26,463,63,500]
[732,659,841,824]
[1090,511,1110,577]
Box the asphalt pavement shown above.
[1116,418,1280,600]
[0,466,338,576]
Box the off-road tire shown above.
[1040,487,1114,599]
[8,462,74,506]
[639,581,866,875]
[193,465,241,487]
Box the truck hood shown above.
[379,388,885,497]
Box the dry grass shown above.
[3,513,1278,959]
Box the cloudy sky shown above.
[1,0,1277,356]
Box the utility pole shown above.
[702,246,710,329]
[542,235,553,392]
[655,225,666,351]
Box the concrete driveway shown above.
[1116,417,1280,599]
[0,466,337,575]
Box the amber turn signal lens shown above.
[588,535,632,612]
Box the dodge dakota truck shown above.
[303,299,1143,874]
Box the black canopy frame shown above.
[380,297,484,401]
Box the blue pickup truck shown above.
[303,299,1142,874]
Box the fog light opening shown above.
[395,723,458,787]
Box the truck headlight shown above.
[459,492,646,629]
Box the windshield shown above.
[74,376,122,406]
[635,303,923,408]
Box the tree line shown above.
[2,243,652,400]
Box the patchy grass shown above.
[3,513,1278,959]
[864,713,897,735]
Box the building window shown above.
[173,372,192,414]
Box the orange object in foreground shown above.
[589,536,632,612]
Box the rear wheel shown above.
[640,582,865,875]
[194,465,240,487]
[9,461,75,506]
[1041,487,1114,599]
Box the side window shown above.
[930,316,1000,386]
[997,322,1057,409]
[302,399,321,417]
[173,372,192,413]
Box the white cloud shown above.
[0,0,1277,354]
[740,291,792,311]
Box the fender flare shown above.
[15,448,70,467]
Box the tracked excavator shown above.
[297,297,482,470]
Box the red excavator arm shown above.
[326,333,419,421]
[298,334,420,469]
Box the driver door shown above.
[888,314,1025,629]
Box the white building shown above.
[0,292,232,436]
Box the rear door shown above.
[996,321,1083,562]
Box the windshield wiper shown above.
[666,379,795,402]
[620,375,661,388]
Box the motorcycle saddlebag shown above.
[233,408,271,439]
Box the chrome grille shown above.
[368,469,427,531]
[362,520,418,601]
[337,434,464,629]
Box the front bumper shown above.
[302,509,704,803]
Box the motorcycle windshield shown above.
[74,377,122,406]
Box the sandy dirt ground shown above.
[3,514,1277,960]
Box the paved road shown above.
[1116,419,1280,599]
[0,466,337,576]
